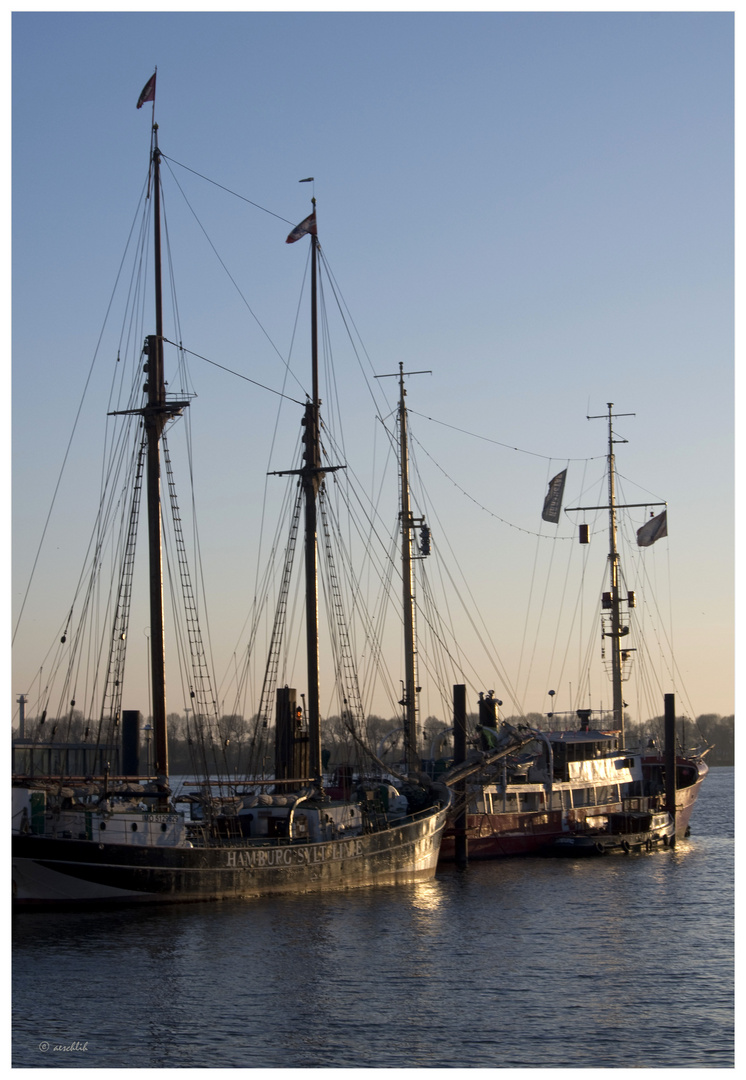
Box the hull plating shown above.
[13,806,448,907]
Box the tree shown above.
[423,715,452,758]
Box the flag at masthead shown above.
[137,72,156,109]
[286,212,317,244]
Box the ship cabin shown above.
[469,724,642,817]
[546,728,624,783]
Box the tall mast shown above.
[280,199,344,785]
[144,123,169,794]
[303,200,322,783]
[136,122,189,798]
[110,96,188,798]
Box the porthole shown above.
[99,821,106,831]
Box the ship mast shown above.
[144,124,169,796]
[573,404,635,743]
[141,123,189,801]
[603,402,626,739]
[277,200,347,786]
[569,404,664,746]
[397,364,419,772]
[303,204,323,783]
[376,363,430,772]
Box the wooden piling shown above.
[664,692,677,847]
[454,684,468,869]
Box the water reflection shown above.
[13,770,733,1068]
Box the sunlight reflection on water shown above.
[12,768,733,1068]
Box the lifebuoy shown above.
[594,842,604,854]
[622,840,631,854]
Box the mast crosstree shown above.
[375,363,431,773]
[567,403,665,744]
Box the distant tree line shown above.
[628,713,734,766]
[14,708,734,773]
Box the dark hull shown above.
[439,758,707,861]
[13,805,448,908]
[550,829,672,857]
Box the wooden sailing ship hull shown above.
[12,803,448,907]
[439,756,707,861]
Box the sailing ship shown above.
[12,91,449,906]
[438,404,708,861]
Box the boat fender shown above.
[622,840,630,853]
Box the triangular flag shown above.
[286,212,317,244]
[137,74,156,109]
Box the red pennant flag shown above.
[137,74,156,109]
[286,212,317,244]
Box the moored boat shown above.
[439,405,709,861]
[550,809,674,857]
[12,76,448,907]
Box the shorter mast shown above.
[398,363,418,771]
[375,363,431,773]
[567,403,665,746]
[604,403,625,740]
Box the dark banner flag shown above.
[637,510,668,547]
[136,73,156,109]
[542,469,567,524]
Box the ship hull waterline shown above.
[13,805,448,908]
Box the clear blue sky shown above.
[10,8,735,727]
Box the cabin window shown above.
[518,792,539,811]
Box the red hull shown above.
[439,756,707,861]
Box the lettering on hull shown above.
[226,838,364,869]
[12,808,448,905]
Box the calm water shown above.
[12,768,733,1068]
